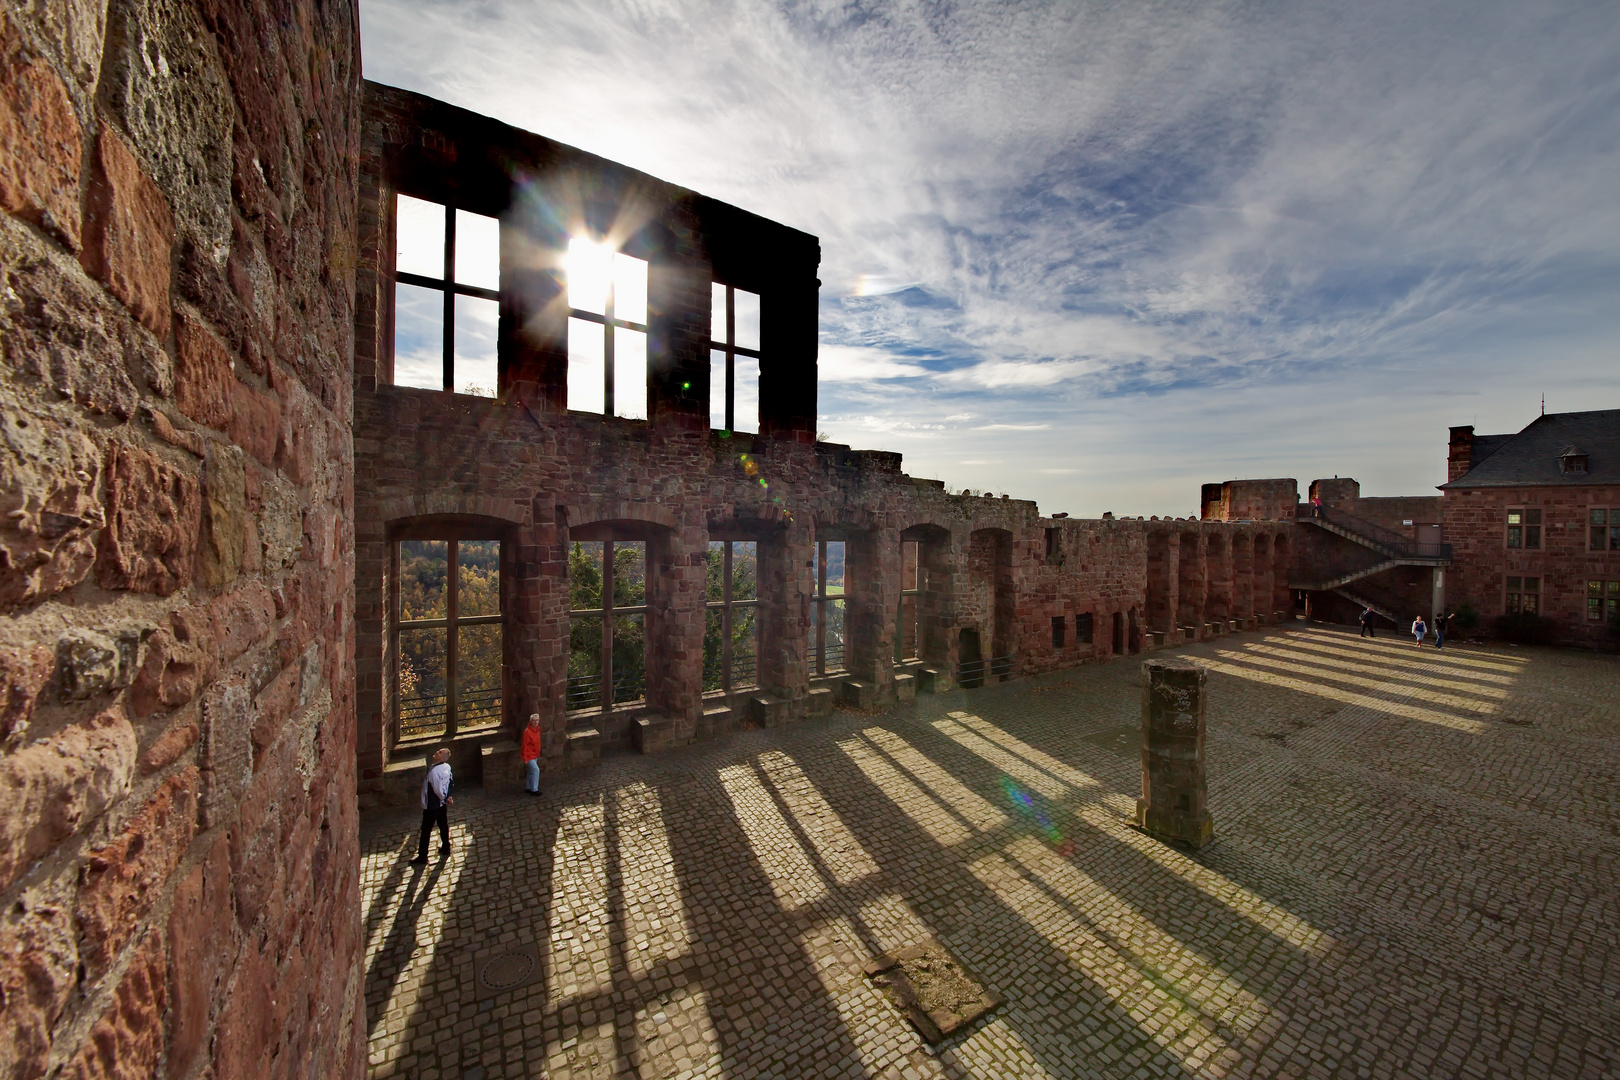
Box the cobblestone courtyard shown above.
[360,627,1620,1080]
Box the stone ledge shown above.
[632,714,680,754]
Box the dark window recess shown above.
[1075,612,1094,644]
[1591,508,1620,551]
[1505,576,1539,615]
[1506,508,1541,550]
[1045,528,1060,560]
[1051,616,1065,649]
[1586,580,1620,621]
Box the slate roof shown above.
[1441,409,1620,489]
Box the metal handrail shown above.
[957,654,1015,687]
[1304,505,1452,561]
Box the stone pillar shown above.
[1146,528,1178,634]
[846,526,899,697]
[918,530,965,689]
[353,529,389,787]
[1431,567,1445,626]
[1232,533,1253,621]
[1252,535,1272,624]
[757,519,812,709]
[1273,532,1294,617]
[1206,533,1232,622]
[645,522,707,731]
[1177,532,1205,635]
[1135,659,1213,849]
[518,505,569,766]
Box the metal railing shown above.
[398,686,502,740]
[1304,505,1452,561]
[564,671,647,712]
[957,654,1015,688]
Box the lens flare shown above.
[999,777,1075,857]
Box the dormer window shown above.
[1559,445,1588,475]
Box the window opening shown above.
[1587,580,1620,622]
[1505,508,1541,550]
[1504,576,1539,615]
[1051,615,1065,649]
[567,539,647,712]
[1044,528,1060,561]
[703,540,759,693]
[395,539,503,742]
[895,540,921,661]
[1591,509,1620,551]
[710,282,761,434]
[392,194,500,396]
[1075,612,1094,645]
[810,539,845,675]
[565,239,648,419]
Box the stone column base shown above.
[1134,800,1214,848]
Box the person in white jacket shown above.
[1411,615,1427,647]
[410,747,454,865]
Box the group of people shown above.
[1358,606,1454,649]
[409,713,547,865]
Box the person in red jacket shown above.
[521,713,543,797]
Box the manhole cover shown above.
[471,945,542,1000]
[479,951,534,990]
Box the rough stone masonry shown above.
[0,1,364,1077]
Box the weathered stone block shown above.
[0,643,52,740]
[130,626,210,716]
[893,672,916,701]
[198,674,251,827]
[56,627,124,700]
[633,714,678,754]
[480,740,521,791]
[0,874,77,1080]
[80,121,173,336]
[840,679,874,708]
[1134,659,1213,849]
[58,928,167,1080]
[805,686,834,717]
[95,441,200,596]
[172,307,234,430]
[201,440,246,586]
[749,693,788,728]
[0,13,82,248]
[565,727,600,769]
[98,0,234,267]
[139,721,198,775]
[0,707,137,892]
[165,832,231,1080]
[75,767,199,979]
[0,407,105,610]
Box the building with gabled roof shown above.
[1442,409,1620,644]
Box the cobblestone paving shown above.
[361,627,1620,1079]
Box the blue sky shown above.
[360,0,1620,517]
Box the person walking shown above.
[1359,606,1376,638]
[1411,615,1427,647]
[410,747,454,865]
[1434,611,1450,649]
[521,713,544,797]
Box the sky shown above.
[359,0,1620,518]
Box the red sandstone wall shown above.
[1443,485,1620,645]
[0,2,362,1077]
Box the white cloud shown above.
[360,0,1620,514]
[816,344,930,381]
